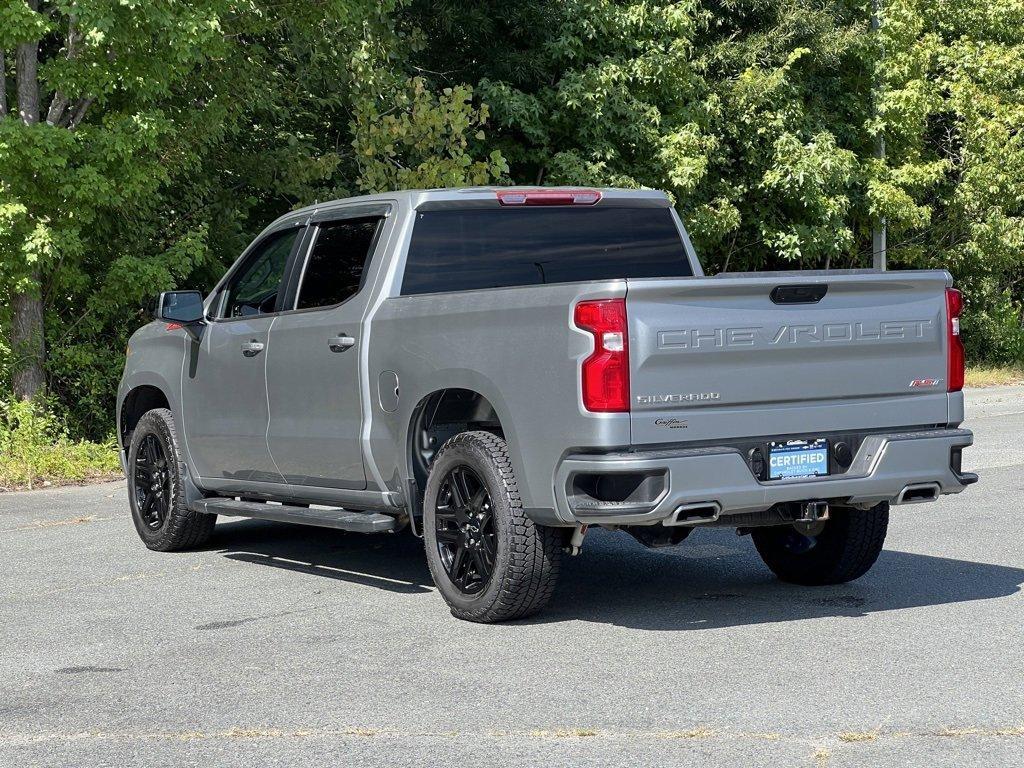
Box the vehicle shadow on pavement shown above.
[199,521,1024,629]
[535,528,1024,630]
[208,519,433,594]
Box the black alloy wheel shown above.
[422,430,563,622]
[126,408,216,551]
[434,465,497,594]
[134,433,171,530]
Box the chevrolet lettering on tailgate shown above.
[658,320,935,350]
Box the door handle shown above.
[328,334,356,353]
[241,340,265,357]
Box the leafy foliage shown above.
[411,0,871,270]
[1,0,1023,439]
[1,0,505,436]
[869,0,1024,363]
[410,0,1024,355]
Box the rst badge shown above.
[909,378,941,388]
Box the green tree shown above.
[0,0,241,401]
[407,0,872,271]
[1,0,505,433]
[409,0,1024,356]
[5,0,1024,440]
[870,0,1024,362]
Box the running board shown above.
[190,498,397,534]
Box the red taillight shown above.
[946,287,964,392]
[497,188,601,206]
[574,299,629,412]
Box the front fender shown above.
[118,325,187,450]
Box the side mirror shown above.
[156,291,205,324]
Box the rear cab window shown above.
[294,217,383,310]
[400,206,692,295]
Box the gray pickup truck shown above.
[118,186,976,622]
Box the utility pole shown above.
[871,0,887,270]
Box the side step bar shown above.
[190,498,398,534]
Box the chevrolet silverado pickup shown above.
[118,186,976,622]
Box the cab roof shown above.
[276,186,671,228]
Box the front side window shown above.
[401,206,691,295]
[219,228,299,318]
[294,217,383,310]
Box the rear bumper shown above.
[553,428,975,525]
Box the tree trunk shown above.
[46,15,80,126]
[67,96,93,129]
[11,272,46,401]
[0,50,8,117]
[12,0,45,400]
[15,26,39,125]
[46,91,69,125]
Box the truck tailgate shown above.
[626,270,954,445]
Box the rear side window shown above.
[401,207,691,295]
[295,217,383,310]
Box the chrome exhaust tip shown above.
[666,501,722,526]
[896,483,941,504]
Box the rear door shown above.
[626,271,953,445]
[181,224,304,485]
[265,206,389,488]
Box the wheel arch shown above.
[406,388,505,494]
[120,384,171,457]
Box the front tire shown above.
[423,431,563,623]
[751,503,889,585]
[127,408,216,551]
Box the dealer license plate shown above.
[768,439,830,480]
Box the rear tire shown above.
[127,408,216,551]
[752,503,889,585]
[423,431,563,623]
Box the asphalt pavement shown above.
[2,387,1022,767]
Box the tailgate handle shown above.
[770,284,828,304]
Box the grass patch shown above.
[658,727,715,740]
[964,366,1024,388]
[0,398,122,491]
[936,725,1024,738]
[529,728,600,738]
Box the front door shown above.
[181,224,304,488]
[265,211,387,488]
